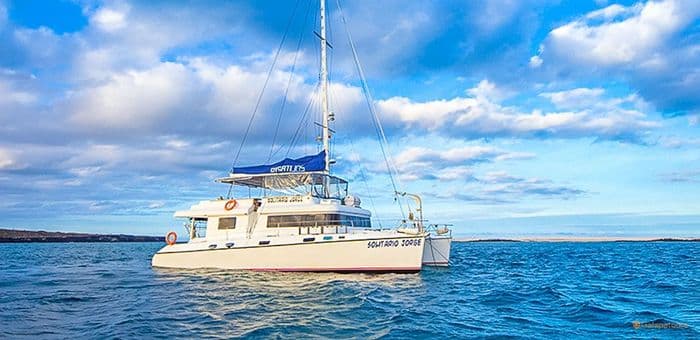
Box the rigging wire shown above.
[230,0,303,171]
[344,136,383,228]
[335,0,406,218]
[285,83,320,157]
[267,0,313,163]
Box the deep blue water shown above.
[1,242,698,338]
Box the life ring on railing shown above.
[165,231,177,245]
[224,199,238,211]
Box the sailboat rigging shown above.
[151,0,451,271]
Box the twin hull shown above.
[152,234,425,272]
[423,235,452,266]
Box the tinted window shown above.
[218,217,236,230]
[267,214,370,228]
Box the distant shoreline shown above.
[454,237,699,242]
[0,228,162,243]
[2,228,697,243]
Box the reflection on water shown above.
[152,268,425,337]
[1,242,698,338]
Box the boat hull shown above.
[152,234,425,272]
[422,235,451,266]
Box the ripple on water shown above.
[0,242,699,338]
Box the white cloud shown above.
[585,4,638,20]
[391,144,532,182]
[0,147,17,169]
[164,138,190,150]
[466,79,508,101]
[91,6,128,32]
[0,80,36,105]
[471,0,522,33]
[68,62,197,130]
[378,96,474,130]
[540,88,605,110]
[529,55,542,68]
[148,201,165,209]
[543,0,700,67]
[329,1,440,76]
[190,57,312,123]
[69,166,102,178]
[377,80,659,141]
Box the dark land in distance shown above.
[0,228,162,243]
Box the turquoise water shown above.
[1,242,698,338]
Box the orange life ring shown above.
[165,231,177,245]
[224,199,238,211]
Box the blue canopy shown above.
[232,151,326,175]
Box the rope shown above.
[285,83,319,157]
[336,0,405,218]
[230,0,302,171]
[344,136,383,228]
[267,0,313,163]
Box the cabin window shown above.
[266,214,371,228]
[218,217,236,230]
[189,218,207,239]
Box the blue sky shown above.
[0,0,699,237]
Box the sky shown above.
[0,0,699,237]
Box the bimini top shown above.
[216,151,348,190]
[231,151,326,176]
[216,172,347,190]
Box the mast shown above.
[320,0,331,174]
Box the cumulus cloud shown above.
[67,62,199,130]
[0,137,236,220]
[0,0,689,227]
[377,80,659,142]
[539,88,605,110]
[534,0,700,116]
[90,6,129,32]
[542,1,696,66]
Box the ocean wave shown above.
[0,242,698,338]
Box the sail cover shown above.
[232,151,326,175]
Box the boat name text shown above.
[266,196,304,204]
[367,238,421,249]
[271,165,306,173]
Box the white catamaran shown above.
[152,0,451,272]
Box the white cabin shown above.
[175,173,372,242]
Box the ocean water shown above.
[1,242,698,338]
